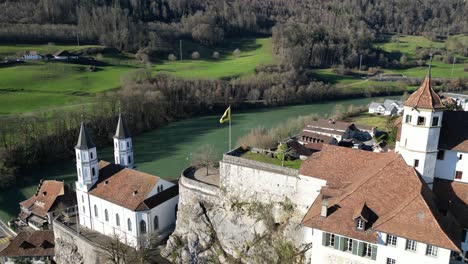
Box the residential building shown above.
[53,50,78,60]
[0,231,55,264]
[19,180,76,230]
[442,93,468,111]
[368,100,403,116]
[75,115,179,248]
[303,119,376,142]
[300,145,461,264]
[23,51,42,60]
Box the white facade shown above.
[113,137,134,168]
[396,106,444,186]
[76,179,177,248]
[75,147,99,192]
[219,157,326,213]
[23,54,42,60]
[435,150,468,183]
[305,229,451,264]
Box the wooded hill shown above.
[1,0,467,68]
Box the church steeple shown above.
[403,56,445,110]
[75,122,99,192]
[397,62,445,188]
[113,114,134,168]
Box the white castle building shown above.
[394,71,468,260]
[75,115,179,248]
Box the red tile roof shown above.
[300,145,461,251]
[89,161,160,211]
[19,180,64,218]
[404,75,445,109]
[0,231,54,257]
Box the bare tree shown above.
[191,144,218,175]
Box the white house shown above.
[299,145,461,264]
[23,51,42,60]
[75,115,178,249]
[368,100,403,116]
[303,119,376,142]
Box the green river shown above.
[0,96,397,221]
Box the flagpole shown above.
[229,111,232,151]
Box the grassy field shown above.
[0,38,276,115]
[242,151,303,169]
[311,34,468,88]
[345,112,391,131]
[154,38,277,79]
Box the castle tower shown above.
[75,122,99,192]
[396,71,445,188]
[113,114,134,168]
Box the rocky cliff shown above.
[161,174,311,263]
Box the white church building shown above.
[75,115,179,248]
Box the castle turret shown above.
[75,122,99,192]
[113,114,134,168]
[396,70,445,188]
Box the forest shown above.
[1,0,467,68]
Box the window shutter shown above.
[334,236,340,249]
[358,242,364,256]
[352,240,358,255]
[339,237,345,251]
[371,245,378,260]
[322,232,329,246]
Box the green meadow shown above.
[154,38,277,79]
[311,34,468,88]
[0,38,276,115]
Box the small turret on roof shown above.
[114,114,131,139]
[75,122,95,150]
[404,67,444,110]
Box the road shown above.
[0,219,16,238]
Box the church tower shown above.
[113,114,134,168]
[75,122,99,192]
[396,70,445,188]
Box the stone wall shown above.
[53,220,109,264]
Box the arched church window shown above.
[90,152,93,159]
[140,220,147,234]
[128,219,132,231]
[94,205,98,217]
[116,214,120,226]
[154,216,159,230]
[127,142,130,148]
[83,206,85,213]
[128,156,132,163]
[92,167,96,176]
[105,209,109,222]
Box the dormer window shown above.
[356,218,365,230]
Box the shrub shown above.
[168,54,177,61]
[191,51,200,60]
[233,48,241,58]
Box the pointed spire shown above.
[75,122,95,150]
[403,56,445,110]
[114,114,131,139]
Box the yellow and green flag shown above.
[219,106,231,124]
